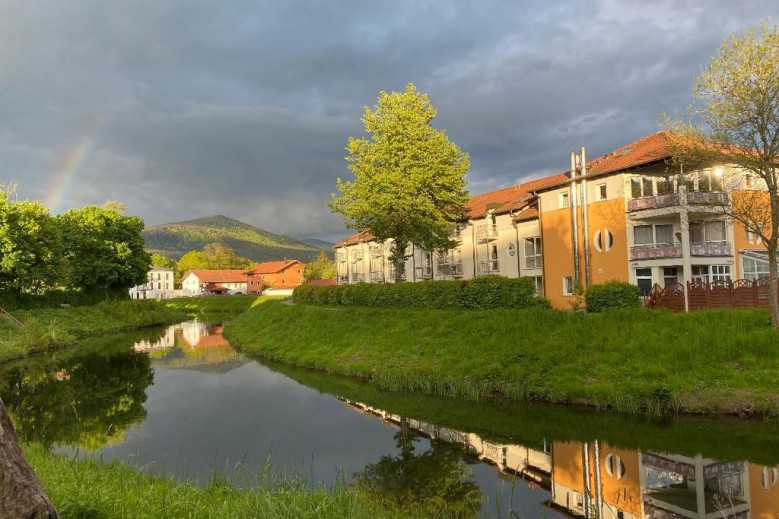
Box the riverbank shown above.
[224,302,779,417]
[162,294,284,315]
[23,444,423,519]
[0,300,186,363]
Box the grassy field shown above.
[0,300,186,363]
[24,444,431,519]
[224,302,779,417]
[162,294,285,314]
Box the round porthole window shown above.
[761,467,779,489]
[594,229,614,252]
[507,243,516,257]
[604,453,626,480]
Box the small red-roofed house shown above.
[180,269,248,296]
[246,260,306,293]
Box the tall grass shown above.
[0,300,186,363]
[225,302,779,417]
[24,444,429,519]
[162,294,286,315]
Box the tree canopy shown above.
[330,83,470,277]
[664,20,779,325]
[150,253,176,269]
[304,251,336,281]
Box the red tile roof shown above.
[335,230,375,248]
[180,269,248,284]
[246,260,303,275]
[464,173,567,219]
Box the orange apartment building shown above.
[246,260,306,292]
[334,131,771,310]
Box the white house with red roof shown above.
[180,269,248,296]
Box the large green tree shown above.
[150,253,175,269]
[304,251,336,281]
[665,20,779,325]
[58,206,150,294]
[0,187,64,294]
[330,83,470,280]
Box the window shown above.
[632,176,655,198]
[594,229,614,252]
[743,257,770,280]
[559,192,569,208]
[604,454,626,480]
[563,276,574,296]
[692,266,709,283]
[507,243,516,257]
[531,276,543,296]
[655,224,673,245]
[656,175,676,195]
[704,221,726,242]
[633,225,654,245]
[596,183,607,201]
[525,237,542,269]
[663,267,678,287]
[635,268,652,296]
[711,265,731,282]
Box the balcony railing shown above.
[415,265,433,279]
[351,272,365,283]
[687,191,729,206]
[370,245,383,257]
[387,266,406,281]
[337,275,349,284]
[478,260,500,274]
[476,224,498,242]
[351,249,365,261]
[436,262,464,277]
[525,256,543,270]
[336,251,347,262]
[630,244,682,260]
[450,263,464,277]
[370,271,385,283]
[627,193,680,212]
[690,241,731,257]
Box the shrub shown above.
[585,280,642,312]
[293,276,543,311]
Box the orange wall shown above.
[586,198,629,285]
[749,464,779,519]
[552,441,585,491]
[541,208,577,309]
[247,264,306,292]
[731,190,769,278]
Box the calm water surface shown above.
[2,320,778,519]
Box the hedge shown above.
[293,276,551,310]
[585,280,642,312]
[0,290,130,311]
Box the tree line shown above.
[0,187,149,296]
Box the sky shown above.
[2,1,777,242]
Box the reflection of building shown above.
[178,321,228,349]
[133,326,176,352]
[339,399,779,519]
[129,267,176,299]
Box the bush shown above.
[293,276,543,310]
[585,280,642,312]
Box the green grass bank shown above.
[162,294,285,315]
[24,444,425,519]
[225,302,779,417]
[0,300,186,363]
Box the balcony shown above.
[476,224,498,242]
[415,265,433,279]
[690,241,731,257]
[337,274,349,284]
[630,244,682,260]
[351,249,365,261]
[478,260,500,274]
[351,272,365,283]
[370,245,383,257]
[627,193,679,212]
[437,262,464,277]
[525,256,543,270]
[387,266,406,281]
[370,271,385,283]
[336,251,347,262]
[687,191,728,206]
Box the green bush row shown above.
[293,276,551,310]
[585,280,642,312]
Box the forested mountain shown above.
[142,215,330,262]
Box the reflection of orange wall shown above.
[731,191,769,279]
[749,464,779,519]
[587,199,629,285]
[553,441,585,492]
[598,445,642,518]
[541,207,576,309]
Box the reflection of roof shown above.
[179,324,229,349]
[180,269,247,284]
[246,260,303,275]
[308,279,337,286]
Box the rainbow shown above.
[45,113,104,212]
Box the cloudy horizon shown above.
[3,1,777,242]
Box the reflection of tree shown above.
[0,348,152,450]
[354,417,482,518]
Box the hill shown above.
[142,215,330,263]
[301,238,335,250]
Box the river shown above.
[1,319,778,518]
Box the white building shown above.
[129,266,176,300]
[179,269,248,296]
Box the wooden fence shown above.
[647,278,778,312]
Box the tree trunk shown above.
[0,398,59,519]
[768,247,779,327]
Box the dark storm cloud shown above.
[1,0,777,240]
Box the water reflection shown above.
[341,399,779,519]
